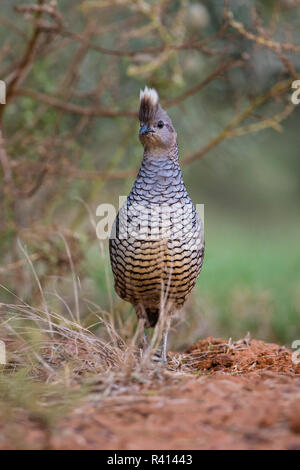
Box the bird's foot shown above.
[152,348,168,365]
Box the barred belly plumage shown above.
[109,153,204,328]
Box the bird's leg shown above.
[162,317,171,364]
[162,330,168,364]
[134,317,146,350]
[142,329,149,349]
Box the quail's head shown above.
[138,87,177,152]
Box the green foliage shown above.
[196,226,300,344]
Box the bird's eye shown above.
[157,120,164,128]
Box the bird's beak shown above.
[139,125,154,136]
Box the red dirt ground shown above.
[2,337,300,450]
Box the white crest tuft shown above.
[139,86,159,106]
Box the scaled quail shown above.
[109,87,204,361]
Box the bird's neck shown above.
[132,142,185,202]
[141,142,180,172]
[130,142,187,204]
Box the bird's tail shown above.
[145,307,159,328]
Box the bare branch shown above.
[164,60,243,108]
[14,88,137,117]
[226,11,300,53]
[182,79,292,166]
[0,2,44,121]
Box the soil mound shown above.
[181,336,300,375]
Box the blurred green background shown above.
[0,0,299,348]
